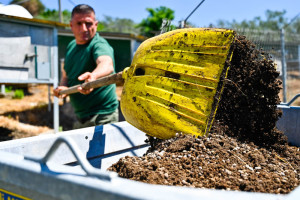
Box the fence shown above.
[233,28,300,104]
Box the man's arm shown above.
[77,55,114,95]
[53,67,69,98]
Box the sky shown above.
[1,0,300,27]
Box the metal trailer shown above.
[0,95,300,200]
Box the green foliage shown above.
[36,9,71,24]
[5,86,13,93]
[13,89,24,99]
[97,23,105,31]
[137,6,175,37]
[291,19,300,33]
[99,16,141,34]
[214,10,300,33]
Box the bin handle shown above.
[25,136,117,181]
[280,93,300,106]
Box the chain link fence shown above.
[233,28,300,104]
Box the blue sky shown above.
[1,0,300,27]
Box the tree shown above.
[137,6,175,37]
[259,10,288,30]
[291,18,300,33]
[36,9,71,24]
[214,10,299,32]
[9,0,45,17]
[99,16,140,34]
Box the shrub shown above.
[13,89,24,99]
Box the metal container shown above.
[0,110,299,199]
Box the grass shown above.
[13,89,24,99]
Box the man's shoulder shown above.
[91,33,113,53]
[93,33,110,44]
[67,39,77,49]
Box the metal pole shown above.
[53,28,59,133]
[298,45,300,77]
[280,28,287,103]
[1,84,5,95]
[179,0,206,28]
[58,0,63,23]
[48,85,51,112]
[184,0,206,23]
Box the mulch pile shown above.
[108,34,300,194]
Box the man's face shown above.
[70,12,98,44]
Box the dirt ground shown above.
[0,34,300,194]
[0,85,123,141]
[0,85,77,141]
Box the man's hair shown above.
[71,4,95,18]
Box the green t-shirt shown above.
[64,33,118,119]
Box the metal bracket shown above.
[25,136,118,181]
[160,19,172,34]
[25,53,37,59]
[280,93,300,106]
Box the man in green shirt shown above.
[53,4,118,129]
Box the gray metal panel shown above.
[37,62,51,79]
[0,36,31,68]
[29,26,53,46]
[0,67,28,80]
[277,105,300,146]
[0,20,30,37]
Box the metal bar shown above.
[34,45,38,79]
[53,28,59,133]
[281,28,287,103]
[0,79,54,84]
[66,143,150,166]
[58,0,63,23]
[280,93,300,106]
[48,85,51,112]
[1,84,5,94]
[24,136,117,181]
[184,0,206,22]
[298,45,300,77]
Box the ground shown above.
[0,85,76,140]
[0,85,123,140]
[0,35,300,194]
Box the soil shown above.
[108,35,300,194]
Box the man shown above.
[53,4,118,129]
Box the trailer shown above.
[0,96,299,200]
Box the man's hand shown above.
[76,55,114,95]
[78,72,95,95]
[53,86,69,98]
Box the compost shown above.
[108,35,300,194]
